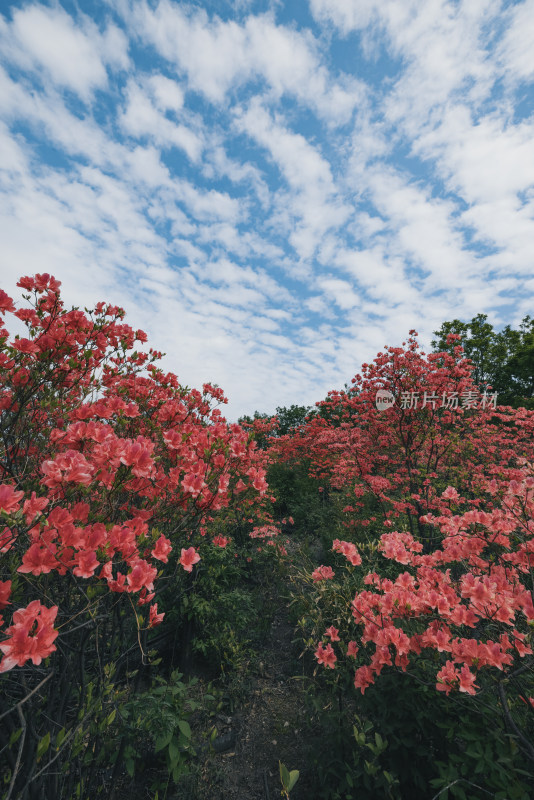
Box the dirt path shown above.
[192,591,317,800]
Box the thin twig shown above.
[5,705,26,800]
[27,703,100,788]
[57,615,106,636]
[0,671,54,723]
[430,777,498,800]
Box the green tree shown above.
[238,405,312,442]
[432,313,534,408]
[274,404,312,435]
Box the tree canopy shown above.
[432,313,534,408]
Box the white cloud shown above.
[351,211,387,240]
[415,106,534,203]
[120,78,202,161]
[0,66,127,168]
[201,258,293,305]
[318,277,361,310]
[308,0,379,35]
[310,0,498,137]
[202,143,269,204]
[331,246,415,304]
[409,104,534,275]
[124,146,171,188]
[175,181,243,223]
[0,121,27,175]
[243,14,361,123]
[147,74,184,111]
[1,5,129,101]
[125,1,361,123]
[238,105,334,193]
[129,1,247,102]
[235,101,351,258]
[461,199,534,276]
[497,0,534,84]
[359,166,475,289]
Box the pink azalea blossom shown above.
[347,641,359,657]
[179,547,201,573]
[151,535,172,563]
[315,642,337,669]
[0,601,58,672]
[149,604,165,627]
[0,484,24,515]
[311,565,335,581]
[325,626,340,641]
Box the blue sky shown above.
[0,0,533,419]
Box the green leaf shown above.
[155,733,172,753]
[287,770,299,792]
[36,732,50,760]
[279,761,290,789]
[125,759,134,778]
[106,709,116,726]
[168,738,179,764]
[56,728,66,749]
[177,720,191,739]
[9,728,23,747]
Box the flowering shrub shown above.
[276,332,534,539]
[0,274,272,798]
[279,334,534,795]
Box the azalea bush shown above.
[0,274,273,799]
[279,334,534,796]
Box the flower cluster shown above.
[314,469,534,698]
[0,600,58,673]
[311,565,335,582]
[332,538,362,566]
